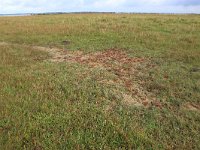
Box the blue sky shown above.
[0,0,200,14]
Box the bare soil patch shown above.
[182,103,200,112]
[0,42,160,108]
[38,46,159,108]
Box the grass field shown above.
[0,14,200,149]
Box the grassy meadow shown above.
[0,14,200,149]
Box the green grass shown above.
[0,14,200,149]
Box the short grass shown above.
[0,14,200,149]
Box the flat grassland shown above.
[0,14,200,149]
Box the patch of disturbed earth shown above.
[37,46,161,109]
[182,103,200,112]
[0,42,161,108]
[33,46,84,63]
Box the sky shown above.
[0,0,200,14]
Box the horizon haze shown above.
[0,0,200,14]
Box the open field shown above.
[0,14,200,149]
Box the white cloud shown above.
[93,0,126,8]
[0,0,200,14]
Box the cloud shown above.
[166,0,200,6]
[0,0,200,14]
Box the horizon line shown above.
[1,11,200,15]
